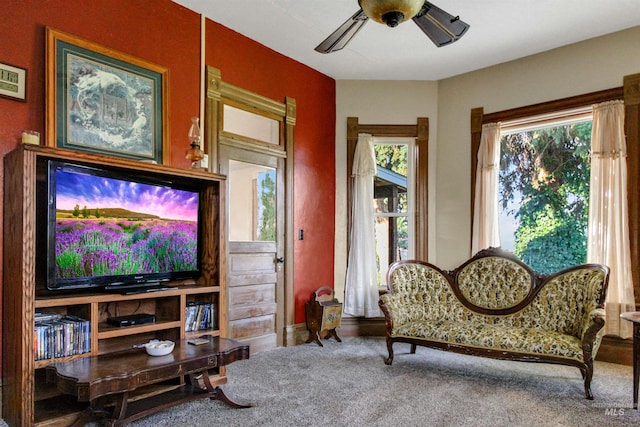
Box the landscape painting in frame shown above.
[46,28,168,163]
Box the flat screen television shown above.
[43,160,202,292]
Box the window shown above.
[498,111,592,274]
[373,138,415,285]
[223,104,281,146]
[228,160,277,242]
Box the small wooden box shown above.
[305,286,342,347]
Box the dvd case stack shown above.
[34,312,91,361]
[185,302,215,332]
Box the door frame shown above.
[205,66,296,346]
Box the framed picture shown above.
[46,28,168,163]
[0,62,27,102]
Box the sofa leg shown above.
[385,338,394,365]
[583,362,594,400]
[410,344,417,354]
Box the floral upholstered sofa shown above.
[378,247,609,399]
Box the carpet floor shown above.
[4,337,633,426]
[100,336,640,427]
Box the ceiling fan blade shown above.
[412,1,470,47]
[315,9,369,54]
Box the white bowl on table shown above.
[144,340,175,356]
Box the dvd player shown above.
[106,313,156,327]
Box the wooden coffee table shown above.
[621,312,640,410]
[46,336,250,426]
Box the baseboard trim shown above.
[337,316,386,337]
[596,335,633,365]
[285,317,386,346]
[285,324,309,346]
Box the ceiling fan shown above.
[315,0,470,53]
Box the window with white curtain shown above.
[473,92,636,339]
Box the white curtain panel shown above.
[587,100,635,338]
[471,123,502,256]
[344,133,380,317]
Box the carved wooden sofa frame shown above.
[378,247,609,399]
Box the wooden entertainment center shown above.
[2,144,232,426]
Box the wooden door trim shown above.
[206,66,295,347]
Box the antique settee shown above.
[378,247,610,399]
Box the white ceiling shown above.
[172,0,640,81]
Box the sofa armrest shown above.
[536,266,608,336]
[580,308,606,357]
[576,267,608,345]
[379,298,394,334]
[379,293,415,327]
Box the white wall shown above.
[436,25,640,269]
[334,80,439,301]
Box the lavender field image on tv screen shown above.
[54,169,199,280]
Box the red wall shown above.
[0,0,336,370]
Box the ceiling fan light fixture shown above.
[359,0,423,27]
[381,11,404,27]
[315,0,468,54]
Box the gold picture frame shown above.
[46,28,169,163]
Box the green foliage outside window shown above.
[375,144,408,176]
[499,122,591,274]
[257,171,276,241]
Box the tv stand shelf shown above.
[98,320,183,338]
[3,145,229,427]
